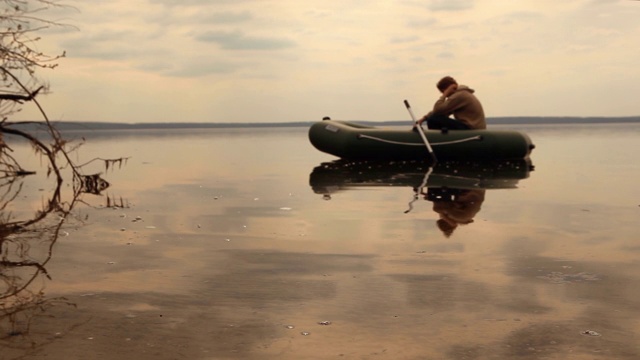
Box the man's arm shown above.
[417,111,433,125]
[417,84,459,125]
[432,90,466,116]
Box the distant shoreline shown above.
[4,116,640,132]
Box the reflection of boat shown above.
[310,159,533,237]
[309,158,533,196]
[309,120,535,161]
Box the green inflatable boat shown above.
[309,120,534,161]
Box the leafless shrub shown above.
[0,1,126,348]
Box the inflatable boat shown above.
[309,120,534,161]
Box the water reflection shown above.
[425,188,485,237]
[309,159,533,236]
[0,170,109,349]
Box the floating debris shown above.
[285,325,295,329]
[300,331,310,336]
[280,207,292,211]
[581,330,601,337]
[318,321,332,326]
[538,272,600,284]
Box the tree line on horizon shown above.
[4,116,639,133]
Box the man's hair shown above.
[436,218,457,238]
[436,76,457,92]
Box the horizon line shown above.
[5,116,640,130]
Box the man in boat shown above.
[416,76,486,130]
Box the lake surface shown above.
[2,123,640,359]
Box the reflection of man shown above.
[426,188,486,237]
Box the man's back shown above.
[435,85,486,129]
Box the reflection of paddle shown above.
[404,166,433,214]
[404,100,437,164]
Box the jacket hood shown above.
[456,85,474,93]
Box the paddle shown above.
[404,166,433,214]
[404,100,437,163]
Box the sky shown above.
[13,0,640,123]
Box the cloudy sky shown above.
[15,0,640,123]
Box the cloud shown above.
[436,51,454,59]
[14,0,640,122]
[60,31,148,61]
[137,60,241,77]
[389,35,421,44]
[203,11,253,24]
[148,0,249,6]
[195,30,296,50]
[492,10,544,24]
[427,0,474,12]
[406,17,438,27]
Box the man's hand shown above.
[413,115,428,132]
[443,83,458,98]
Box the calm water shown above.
[3,123,640,359]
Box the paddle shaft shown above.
[404,166,433,214]
[404,100,437,163]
